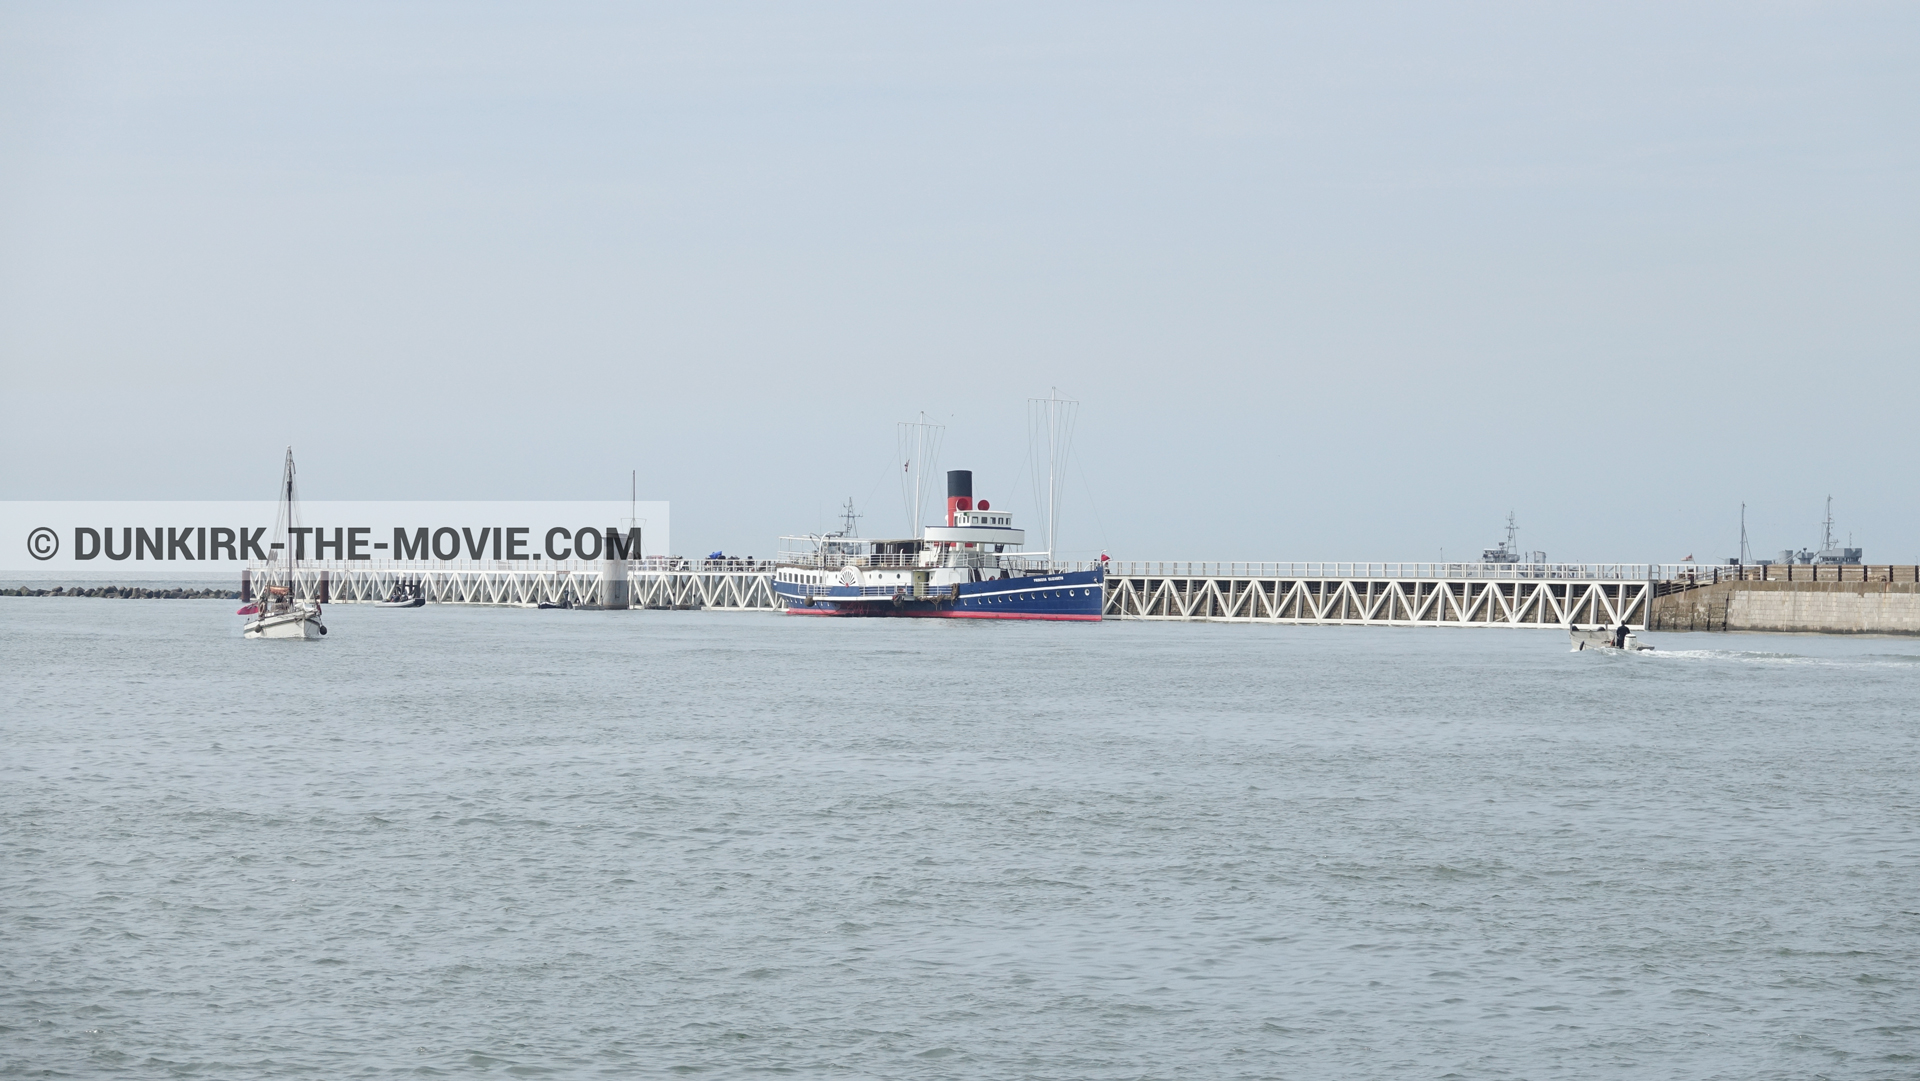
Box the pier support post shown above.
[601,558,630,609]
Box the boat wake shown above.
[1633,648,1920,668]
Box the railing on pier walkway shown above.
[1106,561,1661,581]
[1652,563,1920,594]
[775,552,1102,573]
[250,557,781,574]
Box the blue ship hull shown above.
[776,568,1105,620]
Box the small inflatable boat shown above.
[376,577,427,608]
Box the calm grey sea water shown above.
[3,600,1917,1079]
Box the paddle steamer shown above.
[773,470,1103,620]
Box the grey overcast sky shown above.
[2,3,1915,562]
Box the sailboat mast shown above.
[286,448,295,579]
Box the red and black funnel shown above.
[946,470,972,525]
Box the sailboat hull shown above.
[244,609,326,639]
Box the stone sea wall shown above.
[1650,580,1920,635]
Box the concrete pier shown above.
[257,559,1667,629]
[1649,570,1920,635]
[231,558,1920,634]
[599,557,630,609]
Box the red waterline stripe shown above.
[936,611,1101,621]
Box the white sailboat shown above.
[243,448,328,640]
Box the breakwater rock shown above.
[2,586,240,599]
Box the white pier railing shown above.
[1106,562,1665,581]
[1101,565,1652,628]
[255,562,779,611]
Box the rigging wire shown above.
[1074,451,1110,558]
[1026,390,1078,556]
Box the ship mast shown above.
[897,413,945,537]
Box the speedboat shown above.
[1570,625,1651,652]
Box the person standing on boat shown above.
[1613,623,1629,648]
